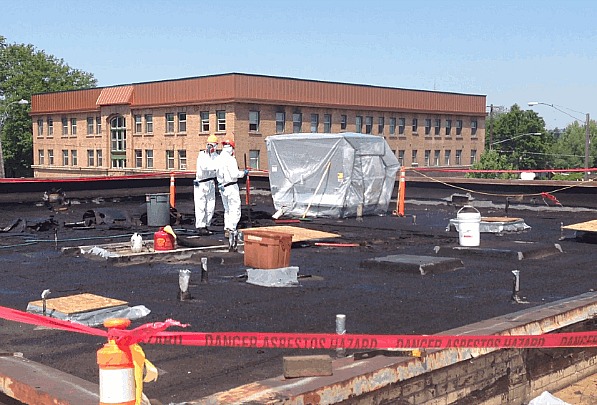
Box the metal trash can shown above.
[146,193,170,226]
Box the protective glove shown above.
[243,169,250,177]
[218,184,225,193]
[193,179,200,186]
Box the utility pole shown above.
[585,113,590,181]
[489,104,494,149]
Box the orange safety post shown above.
[97,318,135,405]
[169,173,176,208]
[396,167,406,217]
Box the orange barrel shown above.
[97,318,135,405]
[154,227,175,251]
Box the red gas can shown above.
[154,227,175,251]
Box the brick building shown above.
[30,73,486,178]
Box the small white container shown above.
[130,233,143,253]
[457,205,481,247]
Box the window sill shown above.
[249,132,262,137]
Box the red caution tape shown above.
[1,305,596,350]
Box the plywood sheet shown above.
[243,226,339,243]
[28,293,128,315]
[481,217,522,223]
[562,219,597,232]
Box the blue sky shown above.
[3,0,596,129]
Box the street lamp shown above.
[0,99,29,178]
[528,101,590,181]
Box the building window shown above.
[310,114,319,133]
[37,119,43,137]
[470,149,477,164]
[48,149,54,165]
[340,115,347,130]
[134,115,142,134]
[135,149,143,168]
[38,150,44,165]
[216,110,226,132]
[166,150,175,169]
[249,111,260,132]
[96,116,101,135]
[378,117,384,135]
[112,157,126,169]
[165,113,175,133]
[324,114,332,133]
[110,116,126,151]
[145,150,153,168]
[178,150,187,170]
[445,119,452,136]
[456,149,462,165]
[389,118,396,135]
[96,149,103,167]
[398,150,405,166]
[178,112,187,133]
[411,150,418,166]
[47,118,54,136]
[70,118,77,136]
[62,150,68,166]
[471,120,478,136]
[444,150,451,166]
[249,149,260,170]
[200,111,209,132]
[434,150,440,166]
[275,112,285,133]
[62,117,68,136]
[456,119,463,136]
[145,114,153,133]
[424,119,432,135]
[355,116,363,133]
[87,117,94,135]
[424,150,431,166]
[411,118,418,133]
[71,150,78,166]
[434,118,441,135]
[87,149,95,167]
[365,116,373,134]
[398,118,405,135]
[292,113,302,133]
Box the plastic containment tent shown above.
[265,133,400,218]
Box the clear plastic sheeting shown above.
[447,218,531,234]
[26,303,151,327]
[528,391,570,405]
[266,133,400,218]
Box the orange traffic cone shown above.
[169,173,176,208]
[97,318,135,405]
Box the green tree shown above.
[475,104,553,179]
[467,149,518,179]
[548,120,596,170]
[0,36,96,177]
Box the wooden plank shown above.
[481,217,522,223]
[562,219,597,232]
[242,225,339,243]
[28,293,128,315]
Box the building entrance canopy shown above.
[266,133,400,218]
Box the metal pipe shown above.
[200,257,208,284]
[336,314,346,358]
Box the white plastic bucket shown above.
[457,205,481,246]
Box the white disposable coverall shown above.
[194,150,218,228]
[215,146,246,231]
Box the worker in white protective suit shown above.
[194,135,219,235]
[215,139,249,251]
